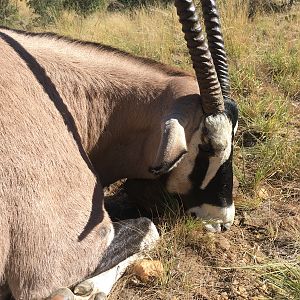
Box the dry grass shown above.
[8,0,300,298]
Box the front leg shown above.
[48,287,105,300]
[73,253,141,298]
[49,218,159,300]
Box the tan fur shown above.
[0,30,111,299]
[0,28,202,299]
[0,29,201,184]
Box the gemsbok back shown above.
[0,0,238,298]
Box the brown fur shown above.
[0,27,202,299]
[1,28,201,184]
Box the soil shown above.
[104,182,300,300]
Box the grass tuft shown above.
[263,261,300,300]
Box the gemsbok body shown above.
[0,0,238,298]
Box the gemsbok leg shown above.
[49,217,159,300]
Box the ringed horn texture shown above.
[201,0,231,97]
[175,0,224,115]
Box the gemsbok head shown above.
[126,0,238,232]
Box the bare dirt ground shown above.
[104,178,299,300]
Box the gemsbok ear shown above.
[149,118,188,175]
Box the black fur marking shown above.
[93,218,155,275]
[185,146,233,209]
[149,150,188,175]
[126,99,238,214]
[198,142,214,156]
[224,97,238,132]
[185,98,238,209]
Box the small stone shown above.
[259,284,268,292]
[217,236,231,251]
[130,259,164,283]
[220,291,228,300]
[257,187,269,200]
[255,255,264,264]
[238,286,248,298]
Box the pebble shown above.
[217,236,231,251]
[220,291,229,300]
[257,187,269,200]
[130,259,164,283]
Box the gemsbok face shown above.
[166,97,238,232]
[125,0,239,232]
[167,0,238,231]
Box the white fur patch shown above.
[233,120,238,136]
[166,124,202,194]
[166,114,233,194]
[200,156,222,189]
[75,253,141,297]
[106,223,115,248]
[139,221,160,252]
[200,114,232,189]
[187,203,235,232]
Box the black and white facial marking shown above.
[166,99,238,232]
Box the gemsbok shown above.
[0,0,238,298]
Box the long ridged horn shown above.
[201,0,230,97]
[175,0,224,115]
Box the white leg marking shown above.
[74,221,159,298]
[73,294,100,300]
[80,253,141,296]
[106,223,115,247]
[139,221,160,251]
[187,203,235,232]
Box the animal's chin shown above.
[186,202,235,232]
